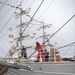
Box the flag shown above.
[46,37,49,42]
[9,34,14,38]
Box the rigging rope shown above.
[0,19,19,39]
[0,46,6,55]
[0,0,19,20]
[0,0,8,11]
[24,0,55,35]
[43,15,75,44]
[0,10,16,33]
[62,45,73,57]
[0,0,24,33]
[57,41,75,49]
[27,0,35,8]
[38,0,55,20]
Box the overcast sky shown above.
[0,0,75,58]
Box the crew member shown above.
[35,41,45,62]
[44,49,49,62]
[21,45,27,59]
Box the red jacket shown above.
[36,42,42,51]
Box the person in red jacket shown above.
[35,41,45,62]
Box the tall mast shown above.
[14,7,31,49]
[19,8,23,48]
[42,22,45,50]
[39,22,52,50]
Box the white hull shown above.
[4,60,75,75]
[6,68,74,75]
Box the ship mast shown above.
[42,22,45,50]
[19,8,23,48]
[39,22,52,50]
[15,8,31,48]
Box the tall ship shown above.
[0,0,75,75]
